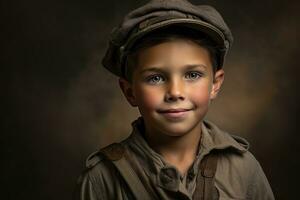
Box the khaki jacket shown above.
[75,118,275,200]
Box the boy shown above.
[75,0,275,199]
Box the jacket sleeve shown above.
[73,172,103,200]
[247,160,275,200]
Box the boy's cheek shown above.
[188,86,211,105]
[136,88,162,109]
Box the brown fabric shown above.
[123,148,161,199]
[75,119,275,200]
[193,152,218,200]
[101,143,152,200]
[100,143,125,161]
[100,142,157,199]
[100,142,219,200]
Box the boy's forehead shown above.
[134,40,213,73]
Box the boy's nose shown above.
[164,79,185,102]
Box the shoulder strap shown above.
[100,143,156,200]
[193,152,219,200]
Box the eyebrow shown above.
[184,64,207,70]
[139,64,207,74]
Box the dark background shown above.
[2,0,300,199]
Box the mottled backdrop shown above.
[2,0,300,199]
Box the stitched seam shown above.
[87,172,105,199]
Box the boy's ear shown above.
[119,78,138,107]
[210,69,225,100]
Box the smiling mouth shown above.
[157,108,192,119]
[157,108,191,113]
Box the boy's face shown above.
[120,39,224,137]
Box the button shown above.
[187,172,195,181]
[160,167,177,183]
[160,173,172,184]
[158,167,180,190]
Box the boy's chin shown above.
[157,122,202,137]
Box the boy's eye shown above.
[146,74,165,84]
[185,71,202,80]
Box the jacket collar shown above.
[127,117,250,176]
[126,117,249,193]
[200,120,249,156]
[130,117,249,156]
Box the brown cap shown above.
[102,0,233,78]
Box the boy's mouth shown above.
[157,108,192,119]
[157,108,192,113]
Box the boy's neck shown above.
[143,121,202,174]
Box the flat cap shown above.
[102,0,233,78]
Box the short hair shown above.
[124,26,220,82]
